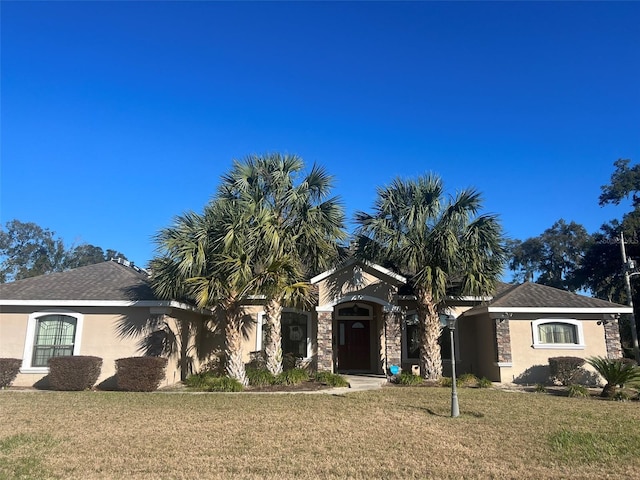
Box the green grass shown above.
[0,433,58,479]
[1,388,639,478]
[549,429,640,464]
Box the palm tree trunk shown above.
[264,298,283,376]
[417,288,443,380]
[601,383,616,398]
[225,306,248,386]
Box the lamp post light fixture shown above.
[441,313,459,418]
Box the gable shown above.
[312,259,406,308]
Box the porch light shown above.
[440,313,459,418]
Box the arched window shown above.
[22,310,84,371]
[531,319,584,349]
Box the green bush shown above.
[439,376,452,387]
[587,356,640,398]
[48,356,102,391]
[246,367,276,387]
[275,368,309,385]
[315,371,349,387]
[116,356,167,392]
[549,356,586,386]
[185,373,244,392]
[477,377,493,388]
[534,383,547,393]
[567,384,589,398]
[201,376,244,392]
[0,358,22,388]
[458,373,479,387]
[614,390,632,402]
[184,372,212,389]
[396,371,423,386]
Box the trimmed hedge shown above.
[48,356,102,391]
[0,358,22,388]
[116,356,167,392]
[549,356,585,386]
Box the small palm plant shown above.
[586,356,640,398]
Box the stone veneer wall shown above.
[495,318,512,364]
[384,309,402,371]
[317,310,334,372]
[603,318,623,359]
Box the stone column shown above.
[495,317,513,364]
[316,308,334,373]
[384,307,402,373]
[603,316,623,359]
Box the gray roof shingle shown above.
[0,261,156,302]
[486,281,628,309]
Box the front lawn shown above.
[1,387,639,479]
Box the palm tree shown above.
[218,154,346,375]
[587,356,640,398]
[355,174,505,380]
[150,201,261,386]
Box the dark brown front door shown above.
[337,320,370,371]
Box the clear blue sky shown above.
[2,1,639,268]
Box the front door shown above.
[337,320,370,371]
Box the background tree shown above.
[217,154,346,375]
[0,219,128,283]
[355,174,505,380]
[506,219,590,291]
[0,220,66,282]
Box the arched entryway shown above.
[336,302,373,372]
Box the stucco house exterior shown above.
[0,258,631,387]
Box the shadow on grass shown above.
[420,407,484,418]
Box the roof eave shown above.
[464,306,633,316]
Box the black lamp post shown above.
[440,313,459,417]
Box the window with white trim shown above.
[256,310,311,358]
[22,310,84,372]
[531,319,584,349]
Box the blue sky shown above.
[2,1,639,269]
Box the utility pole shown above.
[620,232,640,364]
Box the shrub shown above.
[246,351,266,370]
[458,373,479,387]
[48,356,102,391]
[184,372,208,389]
[116,356,167,392]
[246,367,276,387]
[614,390,632,402]
[0,358,22,388]
[201,376,244,392]
[274,368,309,385]
[439,376,452,387]
[586,356,640,398]
[396,371,423,386]
[567,384,589,398]
[534,383,547,393]
[315,371,349,387]
[477,377,493,389]
[185,372,244,392]
[549,356,586,386]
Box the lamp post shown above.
[441,313,459,417]
[620,232,640,364]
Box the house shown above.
[0,258,631,387]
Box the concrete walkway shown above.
[321,374,388,395]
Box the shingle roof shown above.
[484,281,628,309]
[0,261,156,301]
